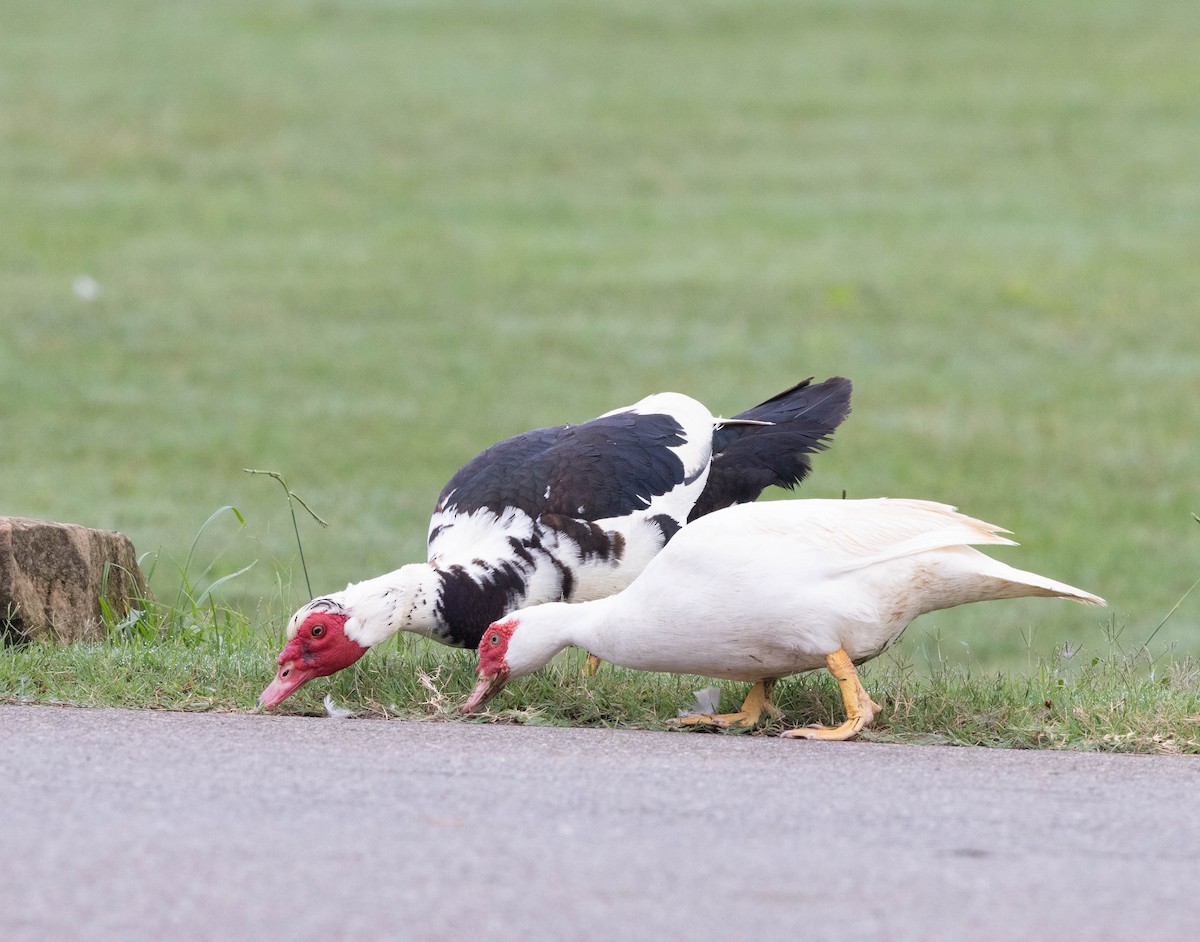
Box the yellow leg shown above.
[580,653,602,677]
[781,649,881,741]
[672,680,781,729]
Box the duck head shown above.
[462,618,518,714]
[258,601,369,707]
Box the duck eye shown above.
[281,667,291,678]
[311,624,325,638]
[489,633,500,646]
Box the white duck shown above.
[462,498,1106,740]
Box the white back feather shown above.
[499,497,1106,684]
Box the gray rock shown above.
[0,517,150,644]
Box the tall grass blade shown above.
[243,468,328,600]
[196,561,258,604]
[176,505,246,611]
[1138,513,1200,653]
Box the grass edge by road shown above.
[4,620,1198,755]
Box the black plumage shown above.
[687,376,852,521]
[436,410,696,523]
[435,562,530,642]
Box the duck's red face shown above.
[462,618,518,714]
[258,609,367,708]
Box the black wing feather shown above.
[687,376,853,521]
[437,410,692,523]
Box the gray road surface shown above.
[2,704,1197,941]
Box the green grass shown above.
[2,1,1199,736]
[5,617,1199,754]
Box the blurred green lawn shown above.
[3,0,1197,667]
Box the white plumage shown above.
[464,498,1106,739]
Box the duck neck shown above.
[506,598,614,678]
[338,563,448,648]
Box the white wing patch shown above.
[428,506,537,564]
[604,392,715,526]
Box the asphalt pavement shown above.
[2,704,1197,941]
